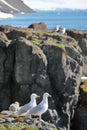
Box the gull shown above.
[58,27,66,34]
[16,93,40,115]
[9,101,20,112]
[22,92,52,120]
[1,101,20,115]
[55,25,59,32]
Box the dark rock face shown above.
[0,25,85,130]
[72,80,87,130]
[0,38,11,110]
[66,29,87,76]
[11,37,51,105]
[72,107,87,130]
[42,45,83,130]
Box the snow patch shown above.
[0,11,14,19]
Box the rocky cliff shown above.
[0,24,87,130]
[0,0,34,14]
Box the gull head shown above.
[31,93,40,99]
[43,92,52,98]
[14,101,20,105]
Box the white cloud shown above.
[23,0,87,10]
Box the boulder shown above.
[28,22,46,30]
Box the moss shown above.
[9,114,18,118]
[0,124,11,130]
[0,123,29,130]
[80,80,87,92]
[54,43,65,48]
[30,127,39,130]
[0,124,8,130]
[44,32,59,37]
[21,126,32,130]
[49,128,58,130]
[32,39,42,45]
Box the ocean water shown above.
[0,9,87,30]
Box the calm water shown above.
[0,9,87,30]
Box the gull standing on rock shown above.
[58,27,66,34]
[16,93,40,115]
[22,92,52,120]
[55,25,59,32]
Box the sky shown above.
[23,0,87,10]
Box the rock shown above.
[25,118,57,130]
[42,44,83,130]
[0,37,11,111]
[0,25,16,33]
[28,22,47,30]
[42,109,58,124]
[0,118,5,124]
[0,115,57,130]
[1,110,13,115]
[79,80,87,106]
[66,29,87,76]
[11,37,52,105]
[71,79,87,130]
[0,31,8,43]
[0,26,84,130]
[5,117,15,123]
[72,107,87,130]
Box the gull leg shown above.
[39,115,41,121]
[39,115,44,122]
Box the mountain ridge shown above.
[0,0,35,14]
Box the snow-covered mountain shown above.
[0,0,34,14]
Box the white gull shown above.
[16,93,40,115]
[22,92,51,120]
[55,25,59,32]
[9,101,20,112]
[58,27,66,34]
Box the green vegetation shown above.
[0,123,58,130]
[0,123,30,130]
[32,39,42,45]
[54,43,65,48]
[80,80,87,92]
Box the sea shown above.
[0,9,87,30]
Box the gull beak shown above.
[48,94,52,97]
[36,95,40,98]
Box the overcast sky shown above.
[23,0,87,10]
